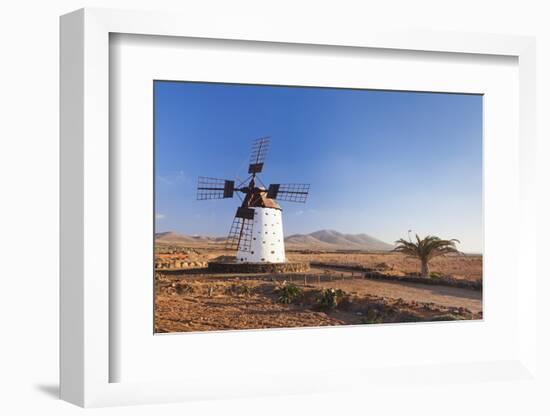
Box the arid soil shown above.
[154,241,482,333]
[155,278,344,333]
[155,273,482,333]
[156,241,482,281]
[288,251,482,281]
[312,277,482,314]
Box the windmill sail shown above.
[196,177,235,200]
[267,183,310,203]
[248,136,270,174]
[225,216,253,252]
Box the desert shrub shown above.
[430,314,467,321]
[361,308,383,324]
[429,272,443,279]
[317,288,347,310]
[225,283,253,297]
[274,282,303,304]
[207,286,214,297]
[396,312,424,323]
[174,283,194,295]
[239,285,252,296]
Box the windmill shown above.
[197,137,310,264]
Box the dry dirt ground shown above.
[155,273,482,333]
[154,242,482,333]
[287,251,482,281]
[312,277,481,313]
[157,242,482,281]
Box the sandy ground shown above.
[154,242,482,332]
[313,278,482,314]
[155,273,482,333]
[287,251,482,281]
[156,242,482,281]
[155,283,344,333]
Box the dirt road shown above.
[314,278,482,314]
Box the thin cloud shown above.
[156,170,188,185]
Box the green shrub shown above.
[174,283,194,295]
[317,288,346,310]
[275,282,303,304]
[361,308,383,324]
[225,283,253,297]
[207,286,214,297]
[430,314,467,321]
[395,313,423,322]
[429,272,443,279]
[240,285,252,296]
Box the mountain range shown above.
[155,231,225,244]
[284,229,393,251]
[156,229,393,251]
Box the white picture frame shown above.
[60,8,537,407]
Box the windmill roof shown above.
[246,190,281,210]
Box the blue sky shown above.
[155,81,483,253]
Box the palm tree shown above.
[393,234,461,278]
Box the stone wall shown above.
[155,261,208,270]
[207,261,309,274]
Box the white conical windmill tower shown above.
[197,137,310,264]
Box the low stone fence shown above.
[311,262,482,291]
[155,261,208,270]
[207,261,309,274]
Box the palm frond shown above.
[394,234,461,261]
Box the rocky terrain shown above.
[155,274,482,333]
[154,231,482,332]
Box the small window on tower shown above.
[261,258,266,261]
[270,251,275,254]
[251,251,254,254]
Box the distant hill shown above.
[155,232,223,244]
[156,229,393,251]
[285,229,393,251]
